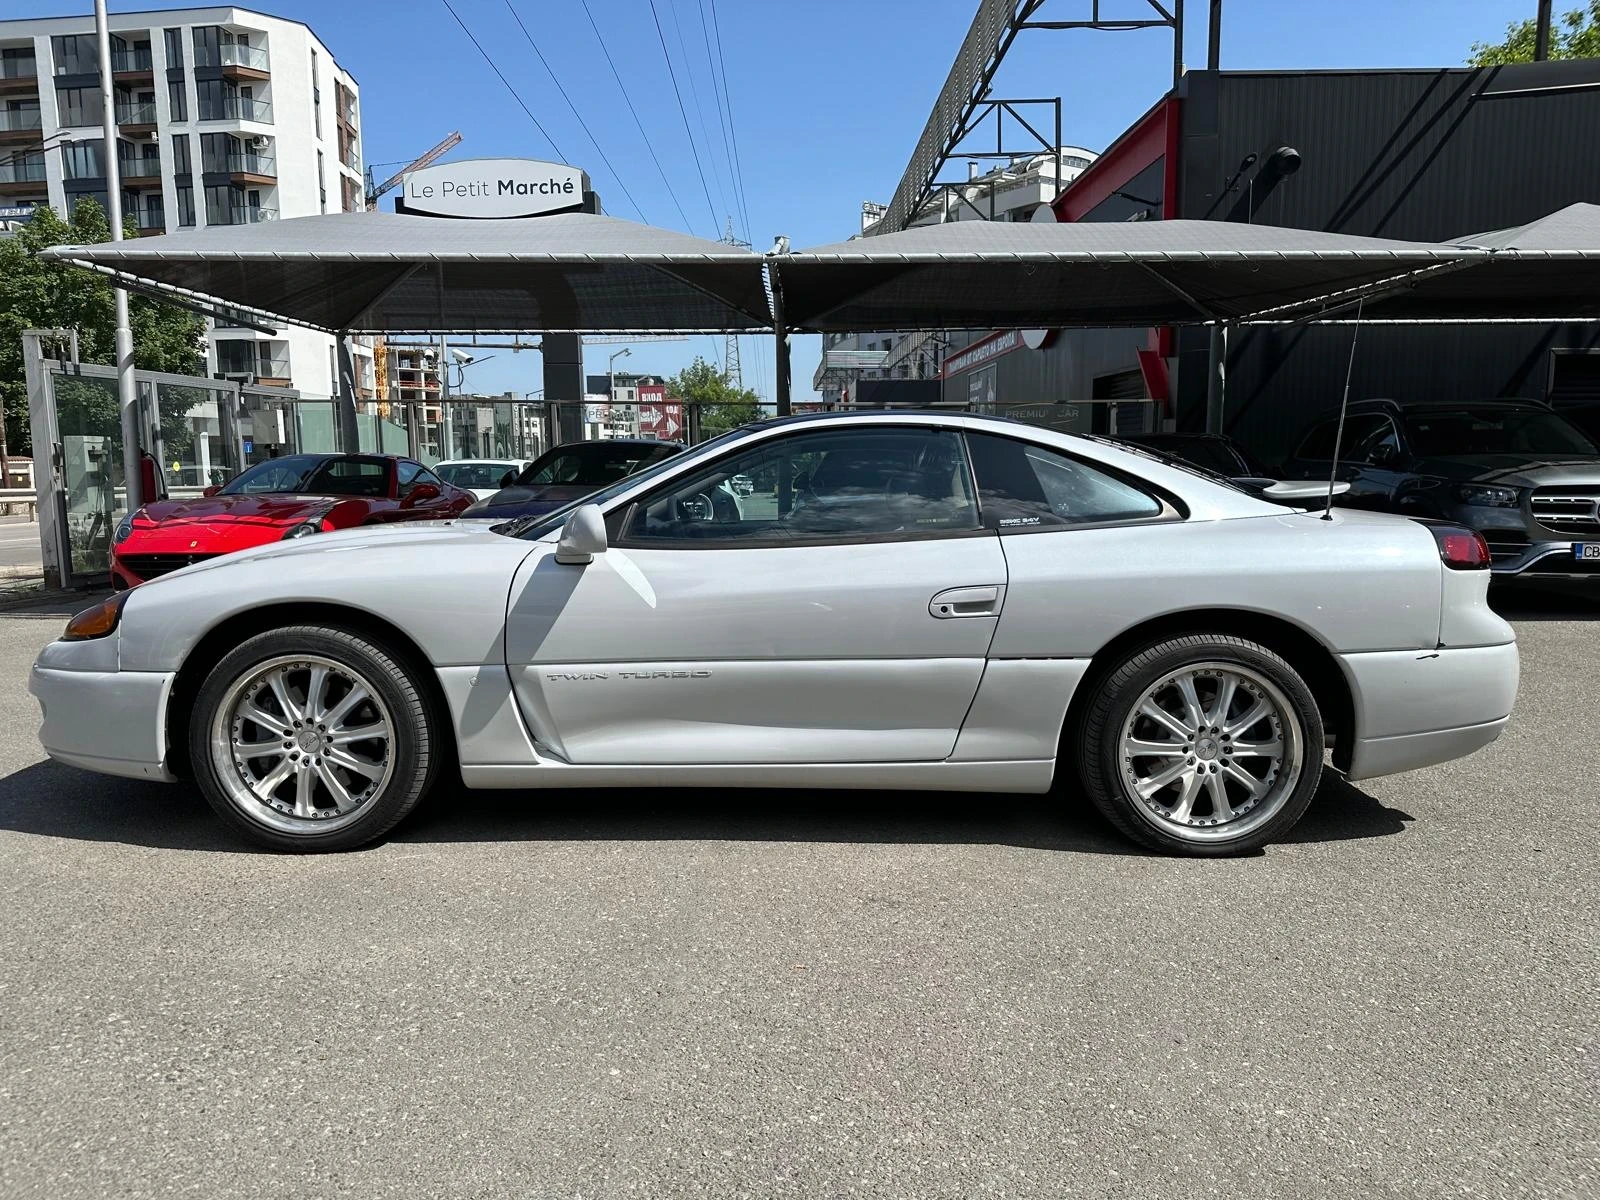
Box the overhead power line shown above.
[646,0,720,233]
[666,0,731,222]
[438,0,566,161]
[697,0,751,245]
[707,0,755,247]
[503,0,650,223]
[577,0,699,236]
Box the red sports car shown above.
[111,453,474,589]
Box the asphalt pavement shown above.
[0,590,1594,1198]
[0,516,43,577]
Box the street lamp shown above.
[608,347,631,401]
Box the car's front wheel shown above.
[1076,634,1324,855]
[189,625,440,852]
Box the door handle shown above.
[930,585,1003,619]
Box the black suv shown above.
[1283,399,1600,582]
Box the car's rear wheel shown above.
[189,626,439,852]
[1076,635,1323,856]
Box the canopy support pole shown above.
[336,335,362,452]
[96,0,141,514]
[1205,323,1229,434]
[771,273,791,416]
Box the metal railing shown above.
[111,47,154,72]
[199,95,273,123]
[0,155,46,183]
[118,152,161,178]
[208,205,278,225]
[224,149,276,176]
[0,108,43,132]
[115,100,157,125]
[129,208,165,231]
[218,43,270,71]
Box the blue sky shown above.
[19,0,1540,400]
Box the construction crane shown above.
[364,131,463,211]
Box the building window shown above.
[200,131,230,173]
[51,34,98,76]
[55,86,102,128]
[310,49,321,137]
[163,28,184,68]
[176,183,195,226]
[60,139,104,181]
[167,79,187,122]
[1,47,37,81]
[192,26,221,68]
[317,149,326,212]
[171,133,191,175]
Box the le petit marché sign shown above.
[400,158,591,219]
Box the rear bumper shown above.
[29,663,177,782]
[1340,641,1519,781]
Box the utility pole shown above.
[95,0,141,512]
[720,216,750,389]
[1534,0,1553,60]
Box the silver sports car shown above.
[31,411,1519,856]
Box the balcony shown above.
[128,207,165,234]
[199,95,273,124]
[115,100,157,130]
[0,56,37,94]
[0,108,42,142]
[0,154,45,193]
[218,43,271,77]
[340,142,360,172]
[228,150,276,182]
[111,46,154,77]
[118,152,163,185]
[209,205,277,225]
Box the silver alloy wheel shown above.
[1117,661,1305,844]
[208,653,396,836]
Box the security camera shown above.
[448,348,474,365]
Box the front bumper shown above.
[29,649,177,782]
[1340,641,1519,781]
[1489,540,1600,581]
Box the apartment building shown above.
[0,6,371,398]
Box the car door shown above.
[503,424,1008,765]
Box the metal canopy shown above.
[771,219,1483,332]
[1294,202,1600,323]
[38,210,773,335]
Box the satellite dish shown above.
[1022,204,1058,351]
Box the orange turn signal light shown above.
[62,593,128,642]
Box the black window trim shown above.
[608,422,990,552]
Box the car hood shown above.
[462,483,591,519]
[138,493,341,526]
[134,520,522,585]
[1411,455,1600,487]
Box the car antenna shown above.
[1322,296,1365,521]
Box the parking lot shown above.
[0,590,1594,1199]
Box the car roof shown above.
[547,438,681,450]
[1346,397,1550,413]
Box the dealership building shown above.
[933,58,1600,462]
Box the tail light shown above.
[1428,524,1492,570]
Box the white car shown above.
[31,411,1519,856]
[431,458,533,501]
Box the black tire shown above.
[1075,634,1324,856]
[188,625,440,852]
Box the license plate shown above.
[1577,543,1600,561]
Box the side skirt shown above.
[459,759,1057,793]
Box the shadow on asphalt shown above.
[1490,585,1600,621]
[0,761,1410,857]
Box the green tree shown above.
[0,198,207,456]
[1469,1,1600,64]
[667,356,761,438]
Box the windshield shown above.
[498,428,752,540]
[516,442,675,487]
[219,455,389,497]
[436,461,517,490]
[1406,408,1597,457]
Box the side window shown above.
[1294,414,1384,462]
[621,427,980,545]
[312,458,387,497]
[967,433,1164,530]
[1351,418,1402,465]
[398,462,441,495]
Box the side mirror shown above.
[499,470,516,489]
[555,503,607,565]
[202,484,221,498]
[403,483,441,506]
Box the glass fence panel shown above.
[154,380,229,492]
[50,372,124,582]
